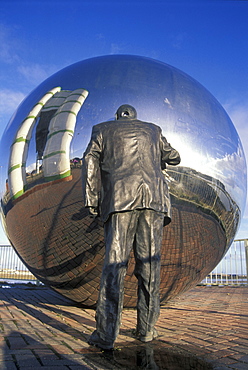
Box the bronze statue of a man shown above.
[82,104,180,350]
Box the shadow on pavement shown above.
[2,331,92,369]
[2,331,214,370]
[1,285,214,369]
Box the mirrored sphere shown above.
[0,55,246,307]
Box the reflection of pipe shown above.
[43,89,88,181]
[8,87,61,200]
[245,239,248,284]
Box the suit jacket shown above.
[82,118,180,224]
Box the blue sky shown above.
[0,0,248,244]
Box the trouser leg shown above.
[94,211,138,345]
[134,209,164,336]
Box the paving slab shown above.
[0,283,247,369]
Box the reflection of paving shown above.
[0,285,247,369]
[5,168,226,307]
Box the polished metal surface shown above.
[0,55,246,306]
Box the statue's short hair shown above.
[116,105,137,119]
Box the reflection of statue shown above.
[136,346,159,370]
[82,105,180,350]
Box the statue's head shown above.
[116,104,137,120]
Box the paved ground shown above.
[0,284,247,370]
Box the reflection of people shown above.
[82,105,180,350]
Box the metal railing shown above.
[1,239,248,285]
[0,244,38,283]
[201,239,248,285]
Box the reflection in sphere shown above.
[0,55,246,307]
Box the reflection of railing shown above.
[201,239,248,285]
[1,239,247,286]
[166,166,240,248]
[0,245,38,283]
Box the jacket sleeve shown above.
[160,131,181,170]
[82,125,102,208]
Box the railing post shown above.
[244,239,248,285]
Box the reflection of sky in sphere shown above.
[0,55,246,214]
[168,131,246,211]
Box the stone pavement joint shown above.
[0,284,247,369]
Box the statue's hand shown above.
[88,207,99,218]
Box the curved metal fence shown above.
[0,245,37,283]
[201,239,248,285]
[0,239,247,285]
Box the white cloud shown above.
[169,32,189,50]
[224,100,248,157]
[0,89,26,138]
[236,217,248,239]
[0,23,58,88]
[224,100,248,220]
[0,24,21,64]
[17,64,56,86]
[0,89,26,115]
[110,43,124,54]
